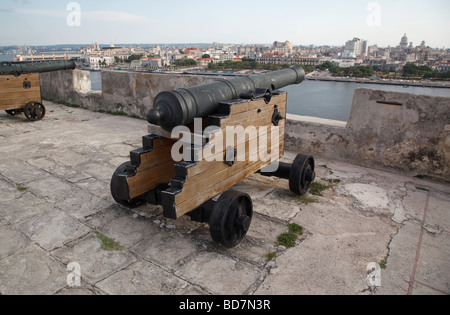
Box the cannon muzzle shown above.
[0,60,76,76]
[147,65,305,131]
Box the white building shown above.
[142,57,162,68]
[273,41,293,54]
[89,56,114,68]
[343,38,368,58]
[221,52,235,62]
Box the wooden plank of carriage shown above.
[0,73,41,109]
[189,122,285,178]
[212,97,287,129]
[128,159,176,199]
[173,142,284,218]
[219,92,287,116]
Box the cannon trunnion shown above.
[111,68,315,248]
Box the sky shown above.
[0,0,449,48]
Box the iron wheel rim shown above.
[289,154,316,196]
[24,102,46,121]
[210,190,253,248]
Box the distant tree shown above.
[402,63,433,78]
[301,64,315,73]
[174,59,197,67]
[316,61,334,71]
[126,54,143,63]
[402,63,419,77]
[202,54,211,59]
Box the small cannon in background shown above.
[111,66,316,248]
[0,60,76,121]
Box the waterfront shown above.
[89,71,450,123]
[4,56,449,123]
[282,79,450,122]
[0,54,14,62]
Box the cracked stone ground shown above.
[0,101,449,295]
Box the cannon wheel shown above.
[289,154,316,196]
[24,101,46,121]
[5,109,22,116]
[209,190,253,248]
[110,162,144,209]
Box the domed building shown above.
[400,33,408,49]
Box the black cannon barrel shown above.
[147,65,305,131]
[0,60,76,76]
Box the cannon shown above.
[147,65,305,131]
[111,66,316,248]
[0,60,76,121]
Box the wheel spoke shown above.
[24,102,45,121]
[209,190,253,248]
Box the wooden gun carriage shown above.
[0,60,75,121]
[111,66,316,248]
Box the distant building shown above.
[142,56,162,68]
[273,41,293,54]
[400,33,409,49]
[89,56,114,68]
[342,38,368,58]
[196,58,214,68]
[101,44,124,57]
[438,62,450,72]
[221,52,235,62]
[333,59,355,68]
[256,54,321,66]
[14,53,82,62]
[184,47,201,56]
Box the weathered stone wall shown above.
[40,69,217,117]
[286,88,450,180]
[41,71,450,180]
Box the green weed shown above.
[94,231,124,251]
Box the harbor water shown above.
[282,79,450,122]
[90,71,450,122]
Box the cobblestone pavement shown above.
[0,101,449,295]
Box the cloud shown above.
[11,0,31,4]
[15,9,157,23]
[84,11,157,23]
[18,9,66,17]
[0,7,16,12]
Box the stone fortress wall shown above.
[40,69,450,181]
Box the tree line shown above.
[402,63,450,79]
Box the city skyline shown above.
[0,0,449,48]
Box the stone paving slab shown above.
[0,101,449,295]
[174,252,264,295]
[96,260,193,295]
[17,208,91,251]
[52,233,137,285]
[0,244,67,295]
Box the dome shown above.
[400,33,408,48]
